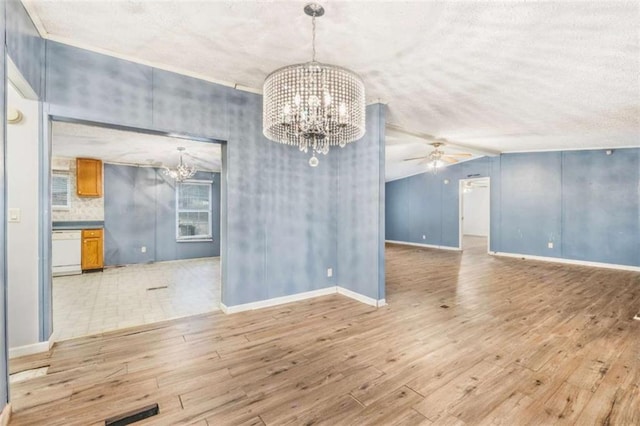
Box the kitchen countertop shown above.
[53,221,104,230]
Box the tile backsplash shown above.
[52,158,104,221]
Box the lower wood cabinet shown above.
[82,229,104,271]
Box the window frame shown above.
[52,171,71,210]
[175,179,213,242]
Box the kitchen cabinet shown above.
[76,158,103,197]
[81,228,104,271]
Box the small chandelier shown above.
[163,147,197,182]
[263,3,366,167]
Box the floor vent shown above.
[146,286,168,291]
[105,403,159,426]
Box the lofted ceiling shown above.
[24,0,640,181]
[52,121,222,172]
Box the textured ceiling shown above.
[24,0,640,180]
[52,122,221,172]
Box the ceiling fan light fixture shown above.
[403,141,472,174]
[262,3,366,167]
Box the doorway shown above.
[48,120,224,341]
[459,177,490,252]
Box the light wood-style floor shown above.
[9,240,640,425]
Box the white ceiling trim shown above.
[501,145,639,154]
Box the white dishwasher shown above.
[52,230,82,276]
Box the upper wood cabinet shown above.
[76,158,103,197]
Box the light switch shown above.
[8,208,20,223]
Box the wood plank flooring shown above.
[9,240,640,425]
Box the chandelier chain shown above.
[312,14,316,61]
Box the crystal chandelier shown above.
[163,147,197,182]
[263,3,366,167]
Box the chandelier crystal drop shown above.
[163,147,197,182]
[263,3,366,167]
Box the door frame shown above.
[458,177,491,253]
[42,114,227,343]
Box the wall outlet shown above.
[547,242,554,249]
[327,268,333,278]
[141,246,147,253]
[422,235,426,240]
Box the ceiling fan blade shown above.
[446,153,473,157]
[441,157,458,164]
[403,156,428,162]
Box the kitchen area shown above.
[47,121,222,342]
[52,157,105,277]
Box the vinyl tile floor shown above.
[52,257,220,341]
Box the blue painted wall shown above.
[1,0,8,412]
[499,152,563,256]
[561,149,640,266]
[44,42,385,307]
[336,104,386,301]
[151,69,230,140]
[6,0,44,97]
[386,156,496,249]
[104,164,220,266]
[222,89,339,305]
[45,41,232,139]
[386,149,640,267]
[46,42,154,129]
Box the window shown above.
[176,181,212,241]
[52,171,70,209]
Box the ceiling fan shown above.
[404,142,472,170]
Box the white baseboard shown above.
[337,286,386,307]
[221,285,386,313]
[9,336,55,359]
[491,251,640,272]
[220,287,337,314]
[0,403,11,426]
[386,240,461,252]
